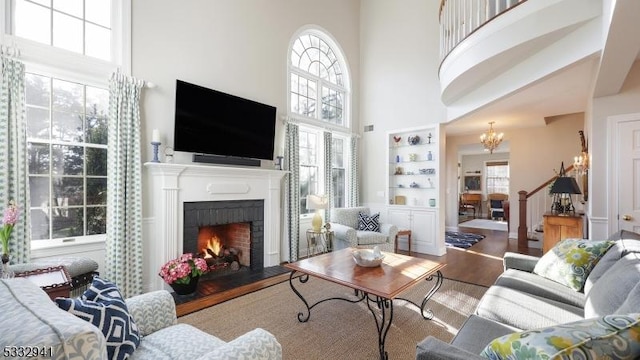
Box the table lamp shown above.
[550,176,582,215]
[306,194,328,232]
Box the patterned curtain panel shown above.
[106,71,144,298]
[285,122,300,262]
[349,135,359,207]
[0,54,30,263]
[323,131,333,221]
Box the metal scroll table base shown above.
[288,270,444,360]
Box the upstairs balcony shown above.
[439,0,602,122]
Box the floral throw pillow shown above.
[533,239,615,291]
[358,212,380,232]
[480,313,640,360]
[55,277,140,360]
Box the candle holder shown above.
[151,142,161,163]
[275,156,284,170]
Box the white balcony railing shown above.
[439,0,527,60]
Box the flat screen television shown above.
[174,80,277,164]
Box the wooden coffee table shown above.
[284,248,445,360]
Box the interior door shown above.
[617,119,640,233]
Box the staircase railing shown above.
[517,164,575,249]
[439,0,528,61]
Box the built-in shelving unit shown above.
[387,126,439,207]
[386,125,445,256]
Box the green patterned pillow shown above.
[533,239,614,291]
[480,314,640,360]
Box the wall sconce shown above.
[574,130,589,176]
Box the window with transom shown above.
[289,29,351,216]
[4,0,127,247]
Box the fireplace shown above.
[145,162,285,292]
[183,200,264,274]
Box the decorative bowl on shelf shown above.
[408,135,420,145]
[352,247,385,267]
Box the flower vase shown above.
[170,276,199,295]
[1,253,14,279]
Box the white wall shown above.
[131,0,361,213]
[590,60,640,238]
[359,0,447,207]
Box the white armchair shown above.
[329,207,398,252]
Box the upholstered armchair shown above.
[487,193,508,220]
[329,207,398,252]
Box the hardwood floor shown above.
[413,226,541,287]
[175,226,542,316]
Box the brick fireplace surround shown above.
[183,199,265,271]
[145,162,286,292]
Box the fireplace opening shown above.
[183,199,265,280]
[198,223,251,276]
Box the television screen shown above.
[174,80,277,161]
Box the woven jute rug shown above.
[179,276,487,359]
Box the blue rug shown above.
[445,231,485,249]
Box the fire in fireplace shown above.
[197,223,251,275]
[183,200,265,275]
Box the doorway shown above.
[610,114,640,234]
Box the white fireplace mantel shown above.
[144,162,287,291]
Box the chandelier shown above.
[480,121,504,154]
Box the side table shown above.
[395,229,412,255]
[306,229,334,257]
[15,266,72,300]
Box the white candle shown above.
[152,129,160,143]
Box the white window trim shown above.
[287,25,352,132]
[3,0,131,249]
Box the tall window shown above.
[331,137,346,208]
[6,0,124,246]
[26,74,108,241]
[486,161,509,194]
[289,29,351,215]
[299,129,319,215]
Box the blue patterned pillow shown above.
[55,277,140,360]
[533,239,615,291]
[358,212,380,232]
[480,313,640,359]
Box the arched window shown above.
[289,30,349,127]
[288,28,353,219]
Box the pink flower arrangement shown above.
[159,253,208,285]
[0,201,19,256]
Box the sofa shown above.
[0,277,282,360]
[329,206,398,252]
[417,232,640,359]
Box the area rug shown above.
[445,231,486,249]
[459,218,508,231]
[179,276,487,359]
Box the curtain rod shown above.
[0,44,21,58]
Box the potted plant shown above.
[159,253,208,295]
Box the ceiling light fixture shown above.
[480,121,504,154]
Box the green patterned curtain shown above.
[349,135,359,207]
[106,71,144,297]
[323,131,333,221]
[285,122,300,261]
[0,53,30,263]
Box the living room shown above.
[2,0,640,359]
